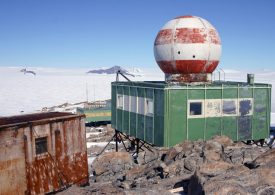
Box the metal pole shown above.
[115,130,118,152]
[136,138,140,155]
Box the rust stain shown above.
[166,73,211,83]
[154,28,221,46]
[175,28,207,44]
[154,29,173,46]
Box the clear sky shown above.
[0,0,274,70]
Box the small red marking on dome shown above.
[174,15,194,19]
[208,29,221,44]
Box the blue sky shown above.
[0,0,274,70]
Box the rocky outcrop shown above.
[188,148,275,195]
[59,134,275,195]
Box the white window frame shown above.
[188,100,204,118]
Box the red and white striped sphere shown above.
[154,15,222,74]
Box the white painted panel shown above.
[162,17,216,30]
[154,44,172,61]
[200,18,215,29]
[205,99,222,117]
[155,44,221,61]
[162,19,177,30]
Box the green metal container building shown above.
[111,80,271,147]
[77,100,111,124]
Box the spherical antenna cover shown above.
[154,15,222,74]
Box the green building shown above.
[77,100,111,124]
[111,78,271,147]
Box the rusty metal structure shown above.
[0,112,88,194]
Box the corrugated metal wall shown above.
[0,127,27,194]
[111,82,165,146]
[0,115,88,194]
[112,82,271,147]
[165,84,271,146]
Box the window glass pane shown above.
[223,100,236,114]
[124,95,129,111]
[117,95,123,109]
[190,102,202,115]
[239,99,252,116]
[130,96,137,112]
[35,137,47,155]
[138,97,145,115]
[146,99,154,115]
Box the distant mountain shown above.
[86,66,135,76]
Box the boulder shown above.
[212,135,233,147]
[92,151,135,182]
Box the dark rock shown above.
[136,149,159,165]
[184,157,197,173]
[92,151,135,182]
[162,148,179,165]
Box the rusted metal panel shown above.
[165,73,211,83]
[0,112,88,195]
[0,128,27,194]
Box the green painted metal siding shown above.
[222,117,237,140]
[165,90,187,146]
[112,81,271,147]
[111,85,117,128]
[111,82,165,146]
[154,88,165,146]
[253,88,271,139]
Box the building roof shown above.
[0,112,84,128]
[112,81,272,89]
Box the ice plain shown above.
[0,66,274,123]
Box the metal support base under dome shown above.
[165,73,212,83]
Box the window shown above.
[124,95,129,111]
[130,96,137,113]
[146,99,154,116]
[35,137,48,155]
[138,97,145,115]
[223,100,236,115]
[239,99,253,116]
[117,94,123,109]
[190,102,202,116]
